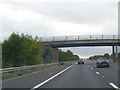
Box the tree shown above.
[58,49,79,62]
[89,55,103,60]
[42,46,52,63]
[104,53,110,59]
[2,33,42,68]
[89,53,111,60]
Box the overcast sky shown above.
[0,0,119,58]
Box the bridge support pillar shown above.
[112,45,118,63]
[112,46,115,62]
[115,45,118,62]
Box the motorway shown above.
[2,60,119,89]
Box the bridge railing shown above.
[39,35,118,42]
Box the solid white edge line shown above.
[96,72,100,74]
[31,65,74,90]
[109,83,119,89]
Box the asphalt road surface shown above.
[2,60,119,89]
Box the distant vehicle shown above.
[78,59,84,64]
[96,58,110,68]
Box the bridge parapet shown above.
[39,35,118,42]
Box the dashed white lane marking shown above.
[91,68,93,69]
[102,76,104,78]
[109,83,119,89]
[75,62,77,64]
[96,72,100,74]
[33,72,37,74]
[31,65,74,90]
[89,66,90,67]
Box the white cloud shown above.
[0,2,118,41]
[0,1,118,57]
[0,4,49,22]
[50,21,103,35]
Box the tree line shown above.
[2,33,79,68]
[59,50,79,62]
[89,53,120,60]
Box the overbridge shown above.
[43,39,119,48]
[39,35,119,62]
[39,35,119,47]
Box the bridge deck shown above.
[43,39,120,48]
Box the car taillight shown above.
[106,61,110,63]
[98,61,102,63]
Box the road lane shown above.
[31,65,74,89]
[2,64,72,88]
[2,60,119,89]
[40,63,113,88]
[89,62,118,86]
